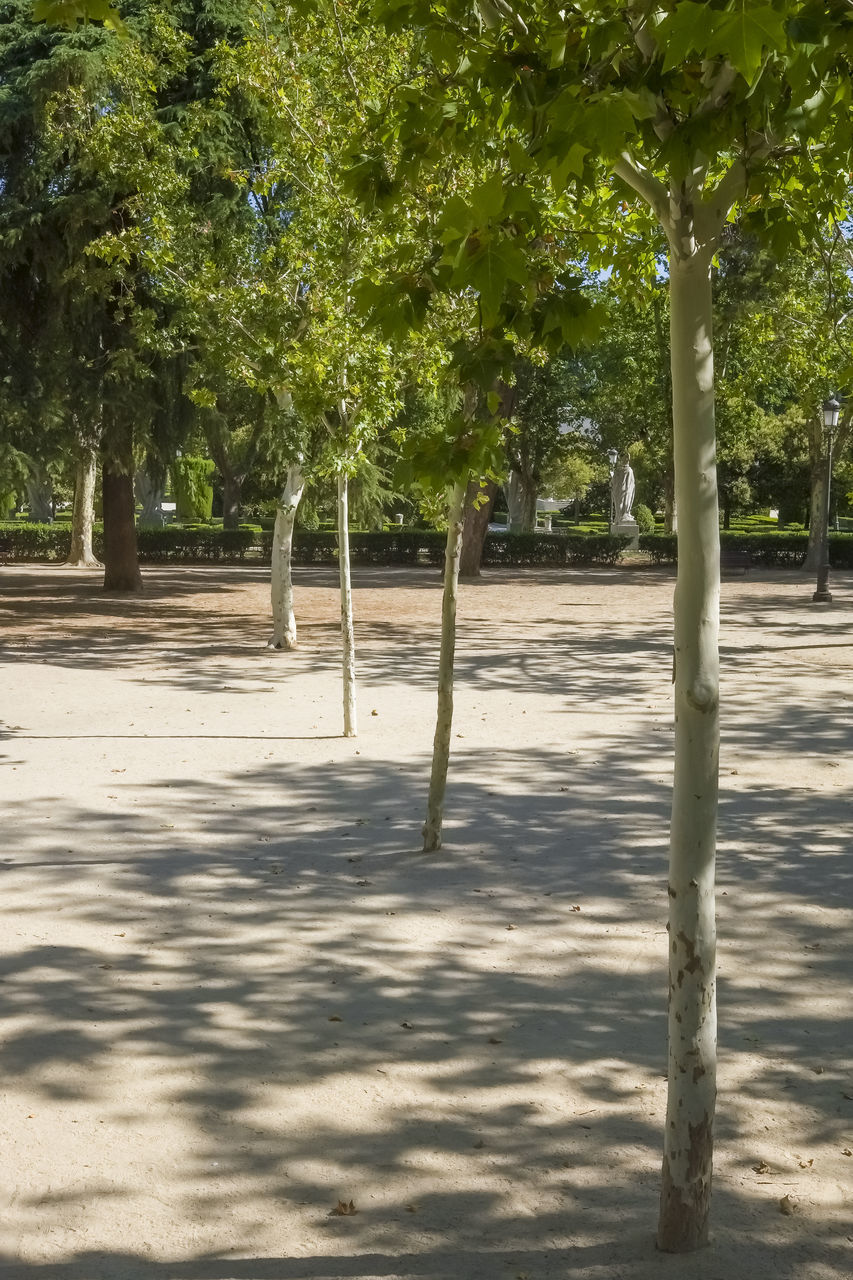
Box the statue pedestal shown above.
[610,518,639,550]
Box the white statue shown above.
[611,457,635,524]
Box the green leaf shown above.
[33,0,126,32]
[704,6,788,82]
[657,3,725,72]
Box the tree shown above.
[372,0,853,1250]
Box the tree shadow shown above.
[1,745,850,1278]
[1,564,851,1276]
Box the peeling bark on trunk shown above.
[657,250,719,1254]
[338,472,357,738]
[269,464,304,650]
[65,449,101,568]
[102,463,142,593]
[423,481,466,852]
[459,478,497,577]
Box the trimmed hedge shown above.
[640,531,853,569]
[8,521,850,569]
[483,531,629,566]
[1,522,630,567]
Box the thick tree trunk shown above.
[269,464,304,650]
[459,477,497,577]
[222,469,243,531]
[657,250,719,1253]
[506,470,537,532]
[338,472,357,738]
[65,448,101,567]
[25,467,53,522]
[423,481,466,852]
[102,462,142,593]
[136,465,166,528]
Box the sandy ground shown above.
[0,561,850,1280]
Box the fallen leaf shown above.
[506,924,516,931]
[842,1149,851,1157]
[798,1158,814,1169]
[371,710,378,716]
[779,1194,799,1216]
[571,904,581,912]
[752,1161,772,1174]
[331,1199,357,1216]
[812,1066,825,1075]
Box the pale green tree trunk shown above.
[269,463,304,650]
[422,481,466,852]
[657,246,720,1254]
[65,448,101,568]
[338,471,357,738]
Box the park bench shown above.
[720,545,752,574]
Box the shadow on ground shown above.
[0,566,850,1279]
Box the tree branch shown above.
[613,153,671,230]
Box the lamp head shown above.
[823,396,841,429]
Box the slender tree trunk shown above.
[663,468,677,534]
[102,462,143,592]
[269,463,304,650]
[338,472,357,738]
[65,448,101,568]
[222,469,242,531]
[459,477,497,577]
[657,250,719,1253]
[803,430,826,571]
[423,481,466,852]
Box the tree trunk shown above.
[459,477,497,576]
[657,249,719,1253]
[25,466,53,522]
[102,460,142,593]
[222,469,242,531]
[423,481,466,852]
[663,468,677,535]
[506,470,536,532]
[136,463,165,528]
[803,430,826,572]
[338,472,357,738]
[269,464,304,650]
[65,448,101,567]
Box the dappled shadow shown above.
[1,564,851,1276]
[1,743,850,1277]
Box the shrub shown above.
[483,531,629,567]
[634,504,656,535]
[639,531,853,569]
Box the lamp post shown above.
[812,395,840,604]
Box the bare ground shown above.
[0,562,851,1280]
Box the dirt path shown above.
[0,563,850,1280]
